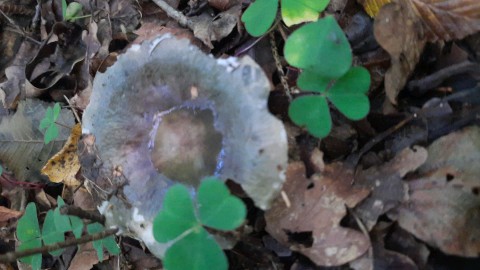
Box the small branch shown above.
[150,0,193,29]
[60,205,105,224]
[0,228,118,263]
[407,61,480,94]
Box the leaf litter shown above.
[0,0,479,269]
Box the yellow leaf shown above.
[359,0,391,17]
[41,123,81,187]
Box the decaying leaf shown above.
[374,0,480,104]
[0,41,38,109]
[354,146,427,230]
[41,123,81,187]
[80,35,287,258]
[25,22,86,98]
[0,99,74,182]
[0,206,22,227]
[374,2,426,105]
[265,162,370,266]
[388,126,480,257]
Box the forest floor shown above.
[0,0,479,269]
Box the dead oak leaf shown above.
[357,0,392,17]
[388,126,480,257]
[41,123,81,187]
[265,162,371,266]
[353,146,427,230]
[374,2,427,105]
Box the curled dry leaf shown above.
[265,162,370,266]
[354,146,428,230]
[388,126,480,257]
[25,22,86,99]
[41,123,82,187]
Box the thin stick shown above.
[60,205,105,224]
[0,228,118,263]
[150,0,193,29]
[64,95,82,124]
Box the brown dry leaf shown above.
[41,123,82,187]
[191,5,241,48]
[388,126,480,257]
[374,2,427,105]
[265,162,371,266]
[407,0,480,41]
[357,0,392,17]
[208,0,241,11]
[354,146,427,230]
[68,242,100,270]
[374,0,480,104]
[0,206,21,227]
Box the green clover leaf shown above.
[153,184,198,243]
[327,66,371,120]
[281,0,329,26]
[42,210,65,256]
[241,0,278,37]
[55,197,83,238]
[86,223,120,262]
[288,95,332,138]
[198,178,246,231]
[153,178,246,270]
[16,203,42,270]
[163,228,227,270]
[284,16,351,79]
[39,103,61,144]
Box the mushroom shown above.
[80,35,287,257]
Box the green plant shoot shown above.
[153,177,247,270]
[39,102,61,144]
[286,16,371,138]
[241,0,330,37]
[16,198,118,270]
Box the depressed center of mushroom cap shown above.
[149,107,223,186]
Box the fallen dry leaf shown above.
[265,162,371,266]
[41,123,82,187]
[0,206,22,227]
[354,146,427,230]
[388,126,480,257]
[374,2,427,105]
[68,242,100,270]
[374,0,480,104]
[0,99,74,183]
[407,0,480,41]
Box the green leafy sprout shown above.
[241,0,371,138]
[39,102,61,144]
[16,197,119,270]
[286,16,371,138]
[241,0,330,36]
[153,177,247,270]
[61,0,90,22]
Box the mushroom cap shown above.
[81,35,287,257]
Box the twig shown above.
[348,86,480,168]
[407,61,480,94]
[0,8,42,45]
[150,0,193,29]
[60,205,105,224]
[270,30,292,101]
[0,228,118,263]
[64,95,82,124]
